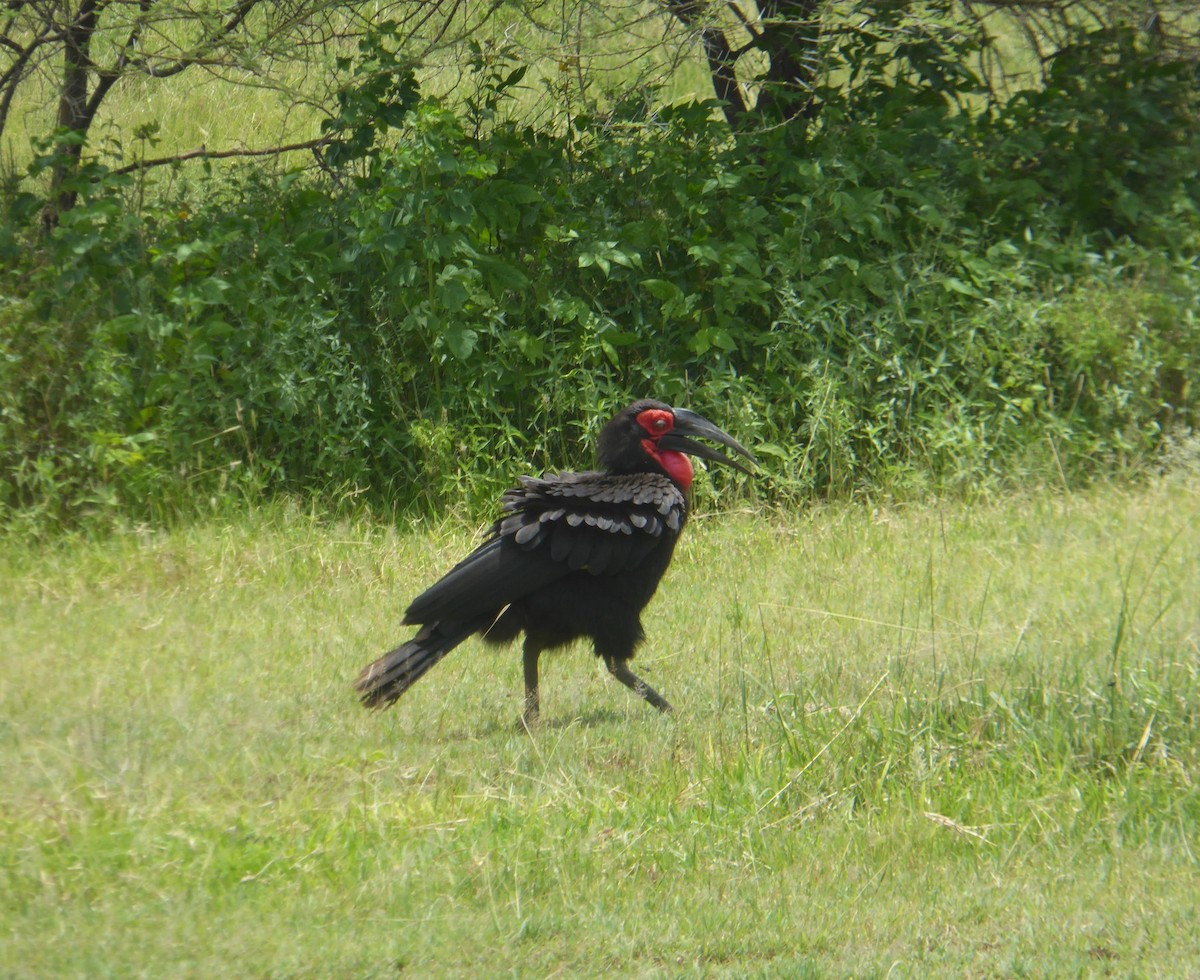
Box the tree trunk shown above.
[753,0,822,126]
[44,2,101,230]
[664,0,750,126]
[662,0,824,131]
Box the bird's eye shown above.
[636,408,674,437]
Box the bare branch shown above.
[109,132,335,174]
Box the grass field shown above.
[3,479,1198,976]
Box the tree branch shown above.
[0,26,65,135]
[109,133,335,174]
[142,1,263,78]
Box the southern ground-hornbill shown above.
[354,400,755,723]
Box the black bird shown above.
[355,400,755,723]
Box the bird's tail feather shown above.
[354,620,481,709]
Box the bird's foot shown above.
[518,696,540,732]
[605,657,674,715]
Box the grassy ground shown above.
[2,479,1198,976]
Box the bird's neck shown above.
[640,440,694,490]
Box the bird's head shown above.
[596,399,756,489]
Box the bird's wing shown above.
[402,470,686,625]
[498,471,687,573]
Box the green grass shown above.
[3,480,1199,976]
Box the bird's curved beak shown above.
[659,408,757,476]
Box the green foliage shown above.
[1,19,1198,529]
[979,27,1200,246]
[320,20,421,171]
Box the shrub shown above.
[1,21,1196,530]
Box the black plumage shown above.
[354,399,755,723]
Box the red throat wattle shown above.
[641,439,694,489]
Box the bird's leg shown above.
[604,657,673,714]
[522,641,541,725]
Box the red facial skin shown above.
[636,408,694,489]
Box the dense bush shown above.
[0,24,1197,529]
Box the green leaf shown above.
[473,254,529,292]
[446,322,479,360]
[941,276,981,297]
[641,278,684,302]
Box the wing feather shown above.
[404,469,688,623]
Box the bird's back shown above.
[403,469,688,628]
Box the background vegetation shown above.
[1,1,1197,529]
